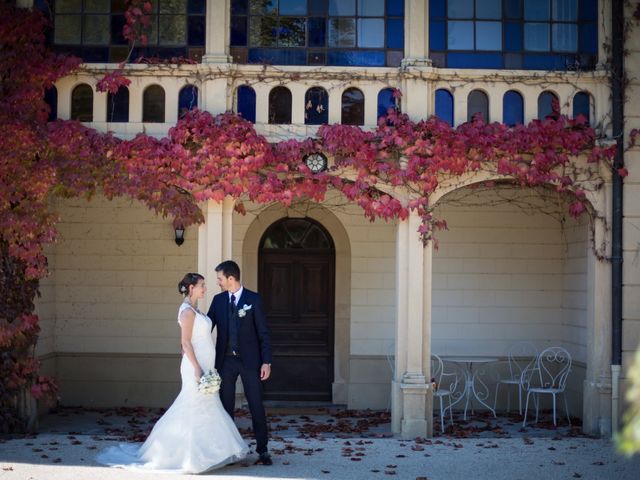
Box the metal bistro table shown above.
[442,356,499,420]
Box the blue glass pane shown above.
[503,90,523,126]
[187,16,205,45]
[188,0,206,14]
[504,53,522,68]
[430,0,445,17]
[447,52,503,68]
[448,21,474,50]
[111,14,127,45]
[107,86,129,122]
[305,87,329,125]
[573,92,590,123]
[553,0,577,21]
[231,16,248,45]
[579,0,596,21]
[44,86,58,121]
[524,0,550,20]
[377,88,396,119]
[476,21,501,51]
[248,48,306,64]
[237,85,256,122]
[579,23,597,54]
[448,0,473,18]
[358,0,384,16]
[279,18,306,47]
[435,89,454,126]
[309,0,327,15]
[328,50,385,66]
[387,18,403,49]
[552,23,577,52]
[538,91,557,119]
[505,22,523,52]
[328,18,355,47]
[386,0,404,16]
[476,0,501,19]
[523,54,564,69]
[280,0,306,15]
[231,0,248,14]
[524,23,550,51]
[329,0,355,15]
[430,20,445,50]
[505,0,522,18]
[308,18,326,47]
[358,18,384,47]
[178,85,198,117]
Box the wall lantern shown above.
[174,225,185,246]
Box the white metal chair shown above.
[431,353,459,432]
[521,346,572,427]
[493,342,538,414]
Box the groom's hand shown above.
[260,363,271,381]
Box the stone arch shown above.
[241,203,352,404]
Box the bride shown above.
[97,273,249,473]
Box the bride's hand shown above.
[194,367,203,381]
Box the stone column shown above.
[203,0,232,64]
[393,211,430,438]
[197,197,234,310]
[583,212,613,435]
[402,0,431,67]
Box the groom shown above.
[208,260,273,465]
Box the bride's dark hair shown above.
[178,273,204,295]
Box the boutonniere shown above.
[237,304,252,317]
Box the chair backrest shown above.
[430,353,444,384]
[528,346,572,391]
[506,342,538,381]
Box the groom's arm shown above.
[253,294,272,366]
[206,295,217,329]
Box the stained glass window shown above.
[143,85,166,122]
[538,90,559,119]
[107,85,129,122]
[377,88,398,120]
[71,83,93,122]
[435,89,454,126]
[429,0,597,70]
[231,0,404,66]
[269,86,292,124]
[178,85,198,117]
[467,89,489,122]
[305,87,329,125]
[48,0,206,63]
[341,87,365,125]
[503,90,524,126]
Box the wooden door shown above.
[259,218,335,401]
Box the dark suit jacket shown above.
[207,288,272,372]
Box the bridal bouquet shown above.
[198,369,221,394]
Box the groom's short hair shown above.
[215,260,241,281]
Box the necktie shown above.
[228,294,239,355]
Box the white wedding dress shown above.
[96,303,248,474]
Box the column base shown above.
[399,380,429,439]
[401,57,433,68]
[202,54,233,64]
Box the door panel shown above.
[259,249,335,401]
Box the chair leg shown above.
[534,394,539,423]
[552,393,557,426]
[439,396,445,433]
[563,393,571,426]
[448,396,454,425]
[517,385,523,416]
[522,391,531,427]
[494,383,500,411]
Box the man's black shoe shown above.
[255,452,272,465]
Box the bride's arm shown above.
[179,309,204,381]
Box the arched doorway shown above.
[259,218,335,401]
